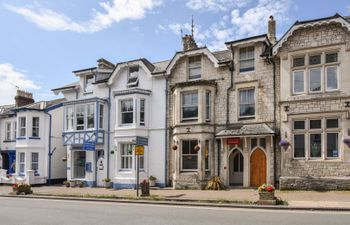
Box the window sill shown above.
[3,140,16,143]
[16,137,26,140]
[29,137,40,140]
[83,91,93,95]
[238,116,255,121]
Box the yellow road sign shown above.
[135,145,144,155]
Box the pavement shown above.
[1,185,350,210]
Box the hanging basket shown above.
[343,138,350,148]
[279,140,290,150]
[194,145,200,152]
[172,145,178,151]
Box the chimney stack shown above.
[182,34,198,51]
[15,90,34,107]
[268,15,277,44]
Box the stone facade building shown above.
[274,14,350,189]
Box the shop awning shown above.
[216,124,275,138]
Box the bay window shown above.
[31,153,39,174]
[182,92,198,121]
[66,106,74,131]
[120,144,133,170]
[293,71,305,93]
[140,99,145,126]
[99,104,104,129]
[205,91,211,121]
[19,152,25,174]
[326,66,338,91]
[309,68,321,92]
[182,140,198,171]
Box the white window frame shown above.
[205,91,211,122]
[13,121,17,140]
[76,105,86,131]
[239,88,255,118]
[188,55,201,80]
[127,66,139,87]
[292,70,306,94]
[32,117,40,137]
[292,117,340,160]
[86,103,95,130]
[140,99,145,126]
[308,67,322,93]
[19,152,25,175]
[325,66,339,91]
[31,152,39,174]
[5,122,11,141]
[120,144,133,171]
[84,74,94,93]
[181,139,198,172]
[65,105,74,131]
[239,46,255,73]
[99,104,104,129]
[181,91,198,121]
[19,117,26,137]
[120,99,134,125]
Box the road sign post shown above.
[135,145,144,197]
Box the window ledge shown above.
[16,137,26,140]
[238,116,255,121]
[83,91,93,95]
[29,137,40,140]
[3,140,16,143]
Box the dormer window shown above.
[84,74,94,92]
[188,56,201,80]
[239,46,255,72]
[128,66,139,87]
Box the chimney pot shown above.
[15,90,35,107]
[268,15,277,44]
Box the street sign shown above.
[136,136,148,146]
[135,145,144,155]
[83,141,96,151]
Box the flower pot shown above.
[194,145,200,152]
[104,181,111,188]
[259,191,275,201]
[172,145,178,150]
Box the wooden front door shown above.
[250,148,266,187]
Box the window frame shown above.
[84,74,94,93]
[19,152,25,175]
[325,66,339,91]
[120,144,133,171]
[99,104,104,129]
[32,117,40,137]
[86,103,95,130]
[5,122,11,141]
[308,67,322,93]
[65,105,74,131]
[140,99,145,126]
[181,91,199,121]
[31,152,39,174]
[239,46,255,73]
[19,117,26,137]
[188,55,202,80]
[292,70,306,94]
[205,91,211,122]
[127,66,139,87]
[239,88,255,118]
[120,99,134,125]
[181,139,198,171]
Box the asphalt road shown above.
[0,198,349,225]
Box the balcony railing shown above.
[62,130,104,146]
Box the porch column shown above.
[67,146,72,181]
[243,137,249,187]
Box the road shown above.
[0,197,349,225]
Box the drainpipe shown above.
[164,76,169,186]
[271,56,278,187]
[107,85,111,179]
[45,111,52,185]
[226,44,235,126]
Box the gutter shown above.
[164,76,169,186]
[107,85,111,179]
[44,110,53,185]
[226,44,235,126]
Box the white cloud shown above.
[169,0,293,51]
[4,0,162,33]
[0,63,41,105]
[186,0,251,12]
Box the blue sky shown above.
[0,0,349,105]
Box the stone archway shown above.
[250,148,266,187]
[229,149,244,186]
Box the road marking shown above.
[3,197,350,215]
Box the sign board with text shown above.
[227,138,240,145]
[135,145,144,155]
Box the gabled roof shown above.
[216,124,275,137]
[273,13,350,55]
[14,98,65,112]
[225,34,268,46]
[51,81,80,93]
[152,60,171,75]
[165,47,229,76]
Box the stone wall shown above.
[280,176,350,190]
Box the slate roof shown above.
[51,81,80,92]
[152,60,170,74]
[212,50,231,63]
[216,124,275,137]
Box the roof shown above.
[225,34,268,45]
[15,98,65,111]
[51,81,80,92]
[273,13,350,55]
[0,104,16,116]
[216,124,275,137]
[212,50,231,63]
[152,60,170,74]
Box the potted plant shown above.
[13,183,32,195]
[140,179,150,197]
[344,138,350,148]
[258,183,275,201]
[279,140,290,150]
[172,145,178,150]
[194,144,200,152]
[63,181,70,188]
[102,178,111,188]
[148,176,157,187]
[77,181,84,188]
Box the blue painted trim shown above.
[29,137,41,140]
[45,103,63,112]
[84,181,96,187]
[16,137,26,140]
[155,183,166,188]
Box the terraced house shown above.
[0,90,66,185]
[53,57,168,188]
[274,14,350,190]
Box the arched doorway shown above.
[229,150,244,186]
[250,148,266,187]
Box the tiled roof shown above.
[15,98,65,111]
[216,123,275,137]
[152,60,170,74]
[52,81,80,92]
[212,50,231,63]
